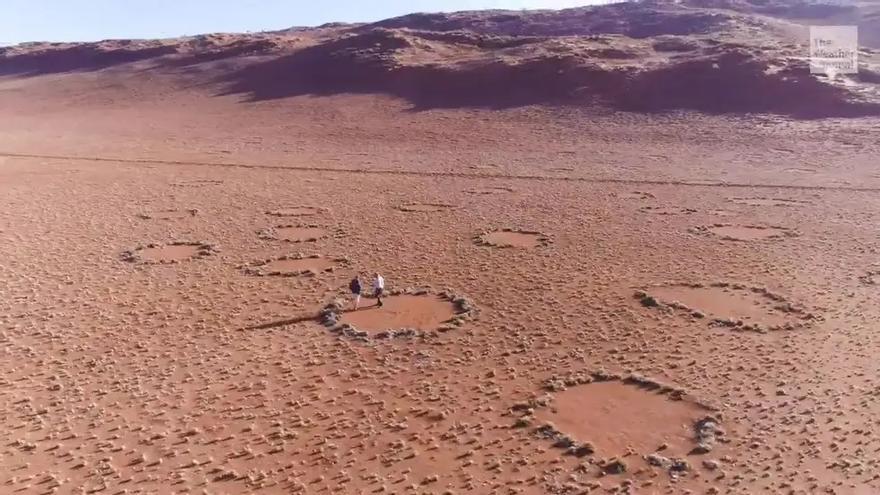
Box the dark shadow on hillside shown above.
[215,32,623,110]
[618,51,880,118]
[0,44,178,77]
[855,69,880,84]
[165,39,280,68]
[217,37,880,118]
[220,59,618,110]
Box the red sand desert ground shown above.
[2,1,880,494]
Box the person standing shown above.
[349,275,362,310]
[373,273,385,307]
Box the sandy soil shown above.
[534,381,708,460]
[3,94,879,494]
[480,231,545,249]
[646,285,795,328]
[2,4,880,494]
[339,295,459,334]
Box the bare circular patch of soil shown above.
[319,288,477,340]
[515,372,722,473]
[136,209,198,220]
[475,229,550,249]
[397,203,456,213]
[122,242,217,264]
[634,282,815,331]
[729,197,809,207]
[242,254,348,277]
[638,206,697,215]
[266,206,325,217]
[258,224,335,243]
[692,224,797,242]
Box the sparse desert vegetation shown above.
[2,1,880,493]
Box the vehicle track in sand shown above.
[4,151,880,193]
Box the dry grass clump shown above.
[265,206,327,217]
[728,197,810,207]
[645,454,692,476]
[633,290,659,308]
[396,203,457,212]
[240,254,348,277]
[466,186,515,195]
[638,205,698,215]
[858,271,879,285]
[600,458,628,475]
[135,208,198,220]
[539,371,687,398]
[617,191,655,200]
[691,415,724,455]
[171,179,223,187]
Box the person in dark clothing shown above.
[349,275,362,310]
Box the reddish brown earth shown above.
[480,231,545,248]
[137,244,202,263]
[646,284,795,328]
[339,295,459,333]
[2,1,880,494]
[534,381,708,459]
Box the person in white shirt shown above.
[373,273,385,307]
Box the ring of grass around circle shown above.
[318,287,478,341]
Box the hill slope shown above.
[1,0,878,117]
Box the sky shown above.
[1,0,606,44]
